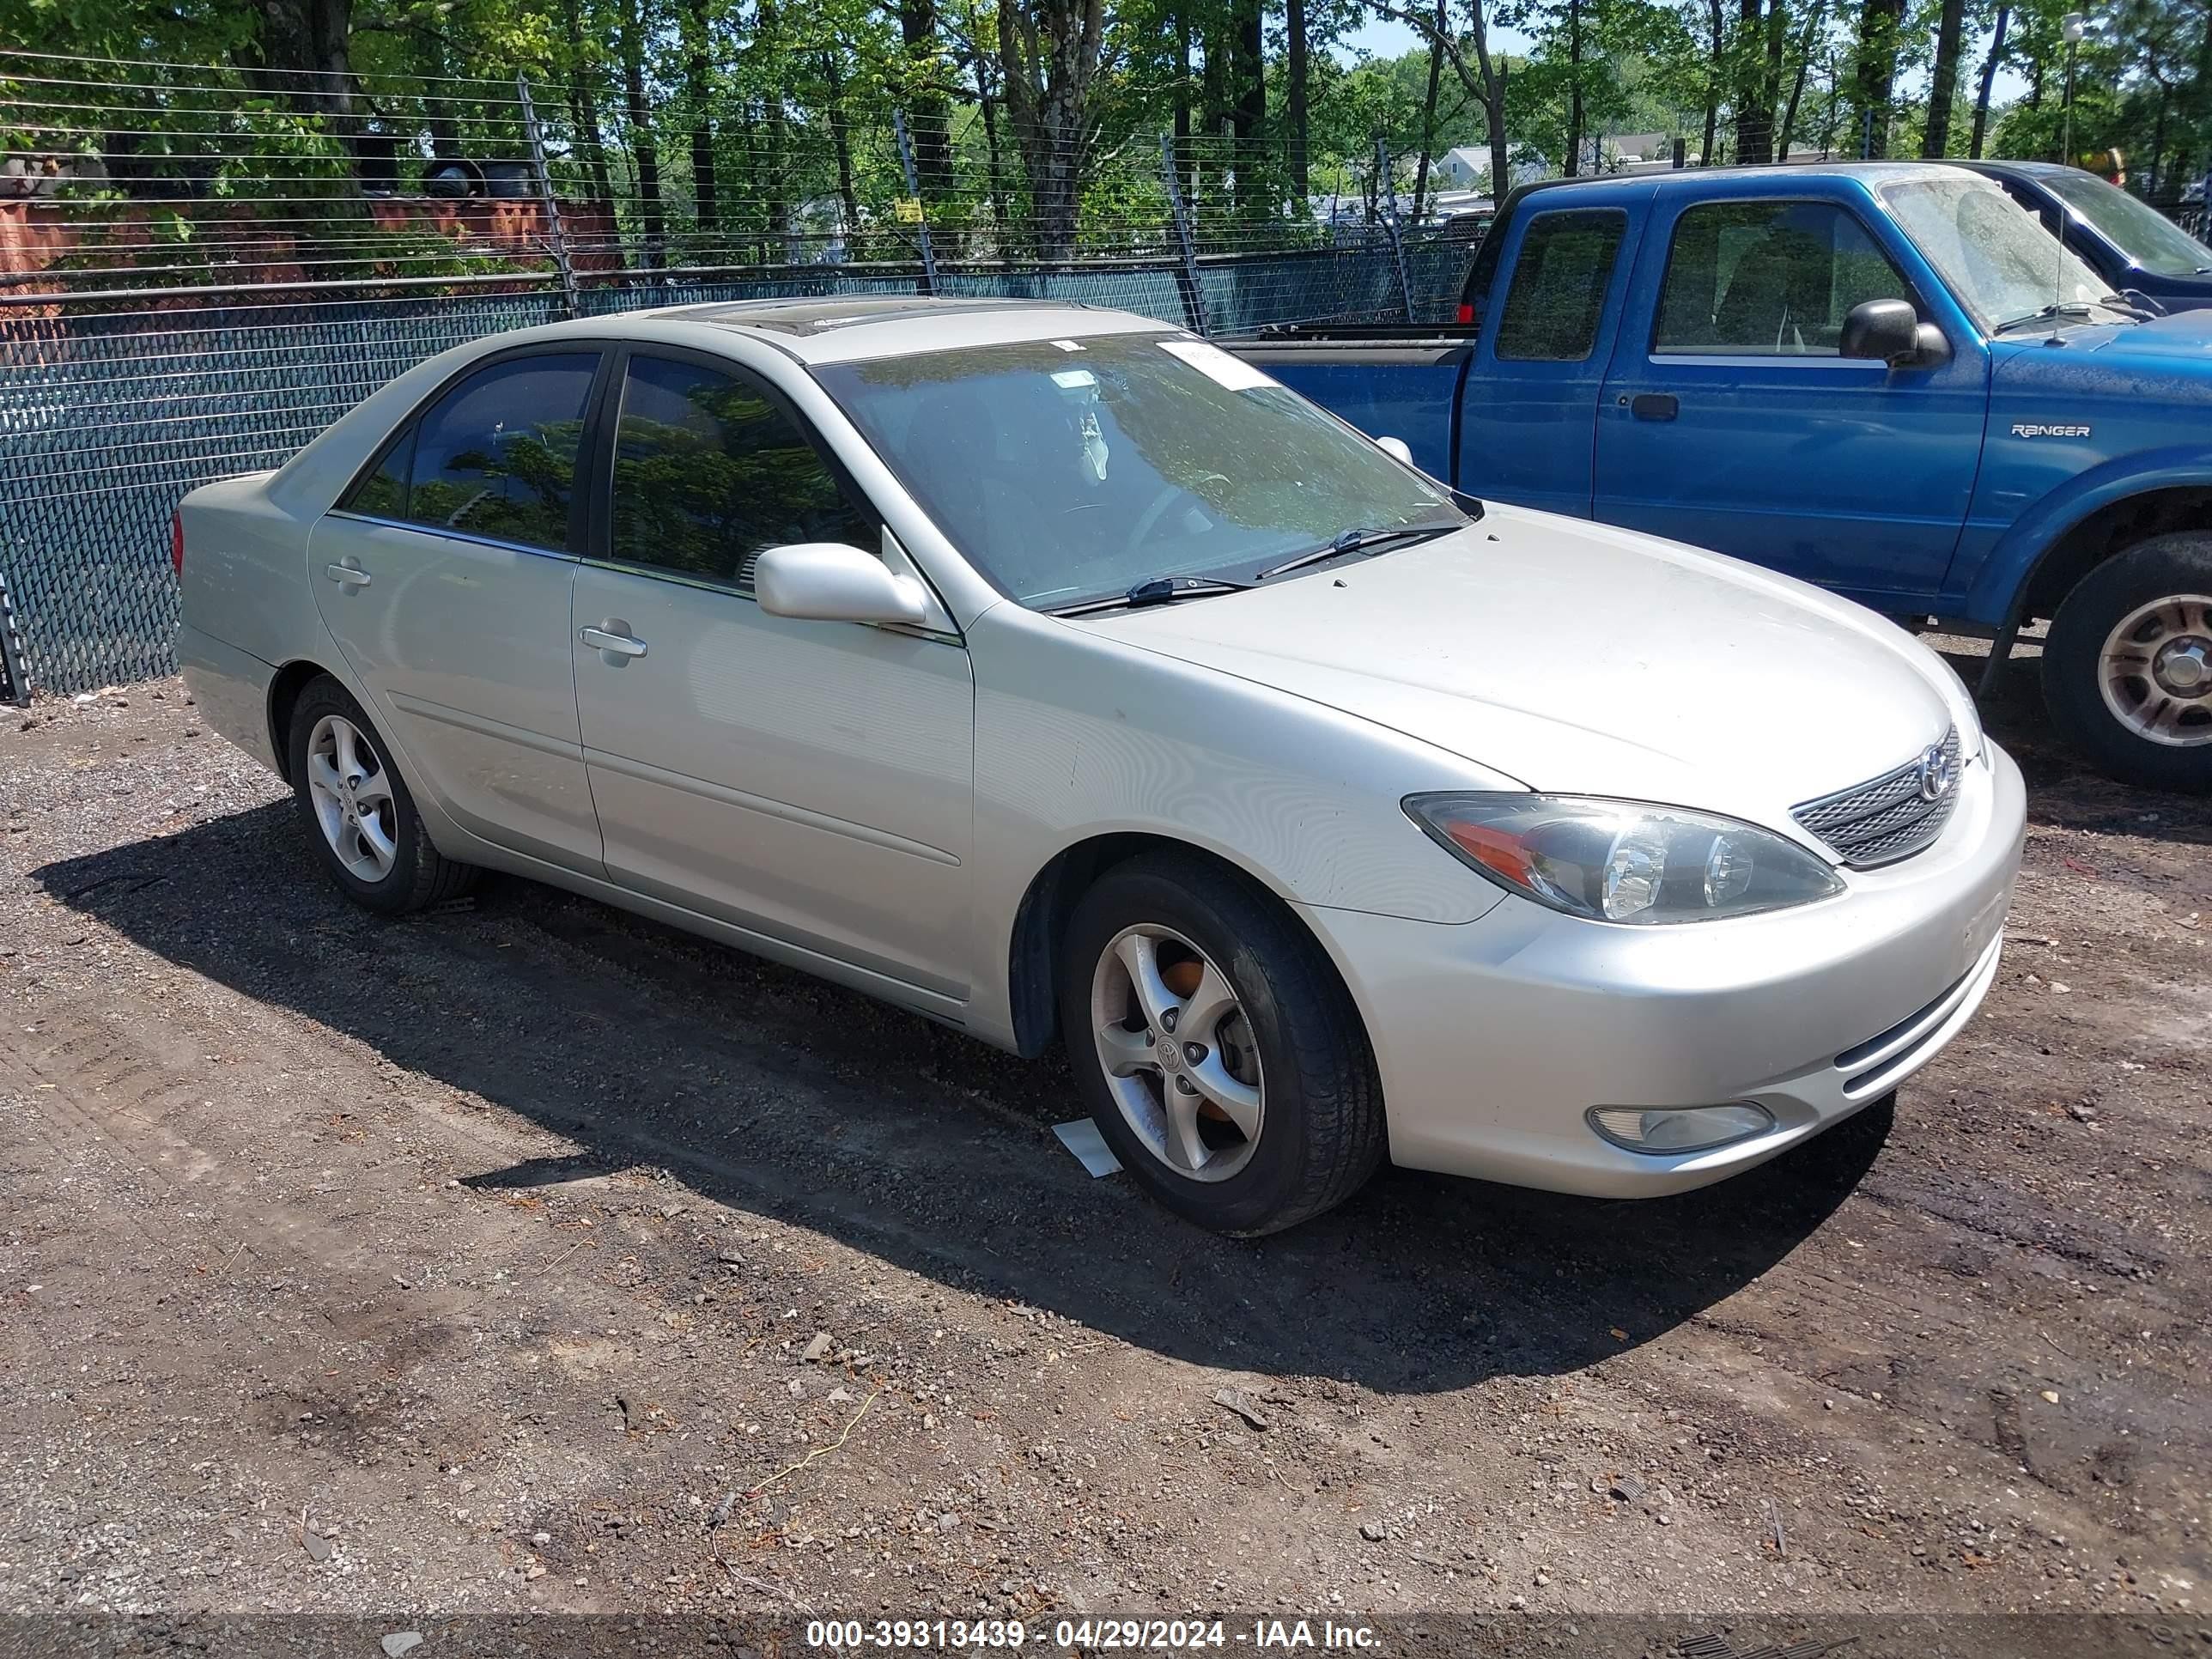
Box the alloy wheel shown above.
[1089,924,1264,1182]
[305,713,398,882]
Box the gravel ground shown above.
[0,647,2205,1638]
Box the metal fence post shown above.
[1159,134,1209,335]
[1376,136,1414,321]
[517,75,580,318]
[892,110,939,296]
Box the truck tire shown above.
[2044,533,2212,793]
[287,675,478,913]
[1058,851,1385,1237]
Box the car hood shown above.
[1078,507,1963,838]
[2061,305,2212,367]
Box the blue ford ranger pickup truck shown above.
[1227,161,2212,793]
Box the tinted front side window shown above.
[1655,201,1911,355]
[608,356,876,590]
[1494,210,1626,362]
[400,353,598,550]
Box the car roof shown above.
[614,295,1182,363]
[1505,159,1986,207]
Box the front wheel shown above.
[2043,532,2212,793]
[1057,853,1384,1236]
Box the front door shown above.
[309,348,605,869]
[1593,194,1986,608]
[570,349,975,1000]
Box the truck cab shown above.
[1230,162,2212,793]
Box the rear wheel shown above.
[286,676,477,914]
[2044,533,2212,793]
[1058,853,1384,1236]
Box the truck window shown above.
[1653,200,1911,356]
[1493,209,1626,362]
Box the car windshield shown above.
[2039,168,2212,277]
[811,333,1463,609]
[1880,176,2130,331]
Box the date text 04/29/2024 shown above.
[804,1620,1384,1650]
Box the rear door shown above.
[1592,188,1985,605]
[310,347,605,870]
[1453,196,1640,515]
[569,347,975,1002]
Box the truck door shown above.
[1453,198,1640,516]
[1592,189,1985,609]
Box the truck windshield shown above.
[1880,176,2130,332]
[812,334,1463,611]
[2040,168,2212,277]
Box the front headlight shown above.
[1404,793,1845,924]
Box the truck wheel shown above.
[2044,533,2212,793]
[287,676,477,914]
[1058,852,1385,1237]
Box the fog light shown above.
[1588,1103,1775,1154]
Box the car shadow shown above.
[39,802,1884,1395]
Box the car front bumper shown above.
[1303,741,2027,1197]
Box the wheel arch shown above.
[1004,830,1370,1062]
[1969,463,2212,629]
[265,657,340,784]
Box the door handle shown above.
[1629,392,1680,422]
[324,562,371,588]
[580,623,647,660]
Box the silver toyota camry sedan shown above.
[176,297,2026,1235]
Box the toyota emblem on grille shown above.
[1916,742,1956,802]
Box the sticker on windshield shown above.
[1051,368,1097,389]
[1158,338,1278,392]
[1051,338,1085,352]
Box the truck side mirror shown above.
[1841,299,1947,368]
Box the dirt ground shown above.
[0,643,2206,1639]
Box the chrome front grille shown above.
[1792,726,1963,868]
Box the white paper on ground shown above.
[1052,1119,1124,1178]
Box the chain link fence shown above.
[0,51,1476,693]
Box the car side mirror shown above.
[1841,299,1948,368]
[1375,435,1415,465]
[754,543,931,627]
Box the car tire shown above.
[286,675,477,914]
[1058,852,1385,1236]
[2044,533,2212,793]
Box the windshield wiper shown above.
[1048,574,1252,617]
[1991,301,2101,334]
[1254,520,1459,581]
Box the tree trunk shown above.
[1565,0,1585,173]
[1851,0,1902,158]
[1921,0,1966,155]
[620,0,665,266]
[681,0,718,234]
[1970,3,2009,157]
[1288,0,1310,202]
[1702,0,1724,164]
[1412,0,1445,217]
[1231,0,1266,214]
[252,0,357,123]
[561,0,615,205]
[758,0,788,258]
[1735,0,1773,164]
[997,0,1108,261]
[1777,0,1826,157]
[901,0,955,198]
[822,50,862,252]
